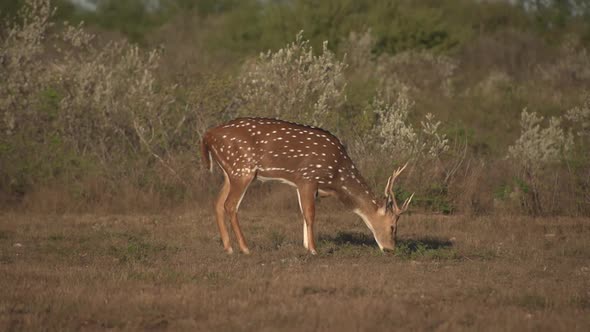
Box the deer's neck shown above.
[336,170,380,217]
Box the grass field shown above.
[1,203,589,331]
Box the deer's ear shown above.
[378,198,391,215]
[377,204,387,216]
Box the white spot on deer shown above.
[316,164,322,168]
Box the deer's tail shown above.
[201,137,213,173]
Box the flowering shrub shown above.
[506,109,575,215]
[508,109,573,169]
[567,95,590,138]
[372,88,448,160]
[0,0,190,197]
[239,31,347,127]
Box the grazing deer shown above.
[201,117,413,255]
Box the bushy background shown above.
[1,0,589,215]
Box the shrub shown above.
[508,109,573,169]
[371,89,449,161]
[507,109,574,214]
[565,95,590,215]
[567,94,590,138]
[0,0,198,208]
[238,31,347,128]
[537,36,590,87]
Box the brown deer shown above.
[201,117,413,255]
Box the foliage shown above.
[508,109,573,171]
[0,0,194,202]
[567,94,590,137]
[371,90,449,161]
[239,31,347,127]
[1,0,590,216]
[507,109,577,215]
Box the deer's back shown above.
[204,118,354,185]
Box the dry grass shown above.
[1,200,589,331]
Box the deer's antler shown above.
[385,163,414,214]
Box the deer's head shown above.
[369,163,414,251]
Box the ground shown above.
[0,206,589,331]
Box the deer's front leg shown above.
[297,184,318,255]
[215,171,232,254]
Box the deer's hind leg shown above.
[224,174,255,254]
[215,170,233,254]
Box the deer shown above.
[201,117,414,255]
